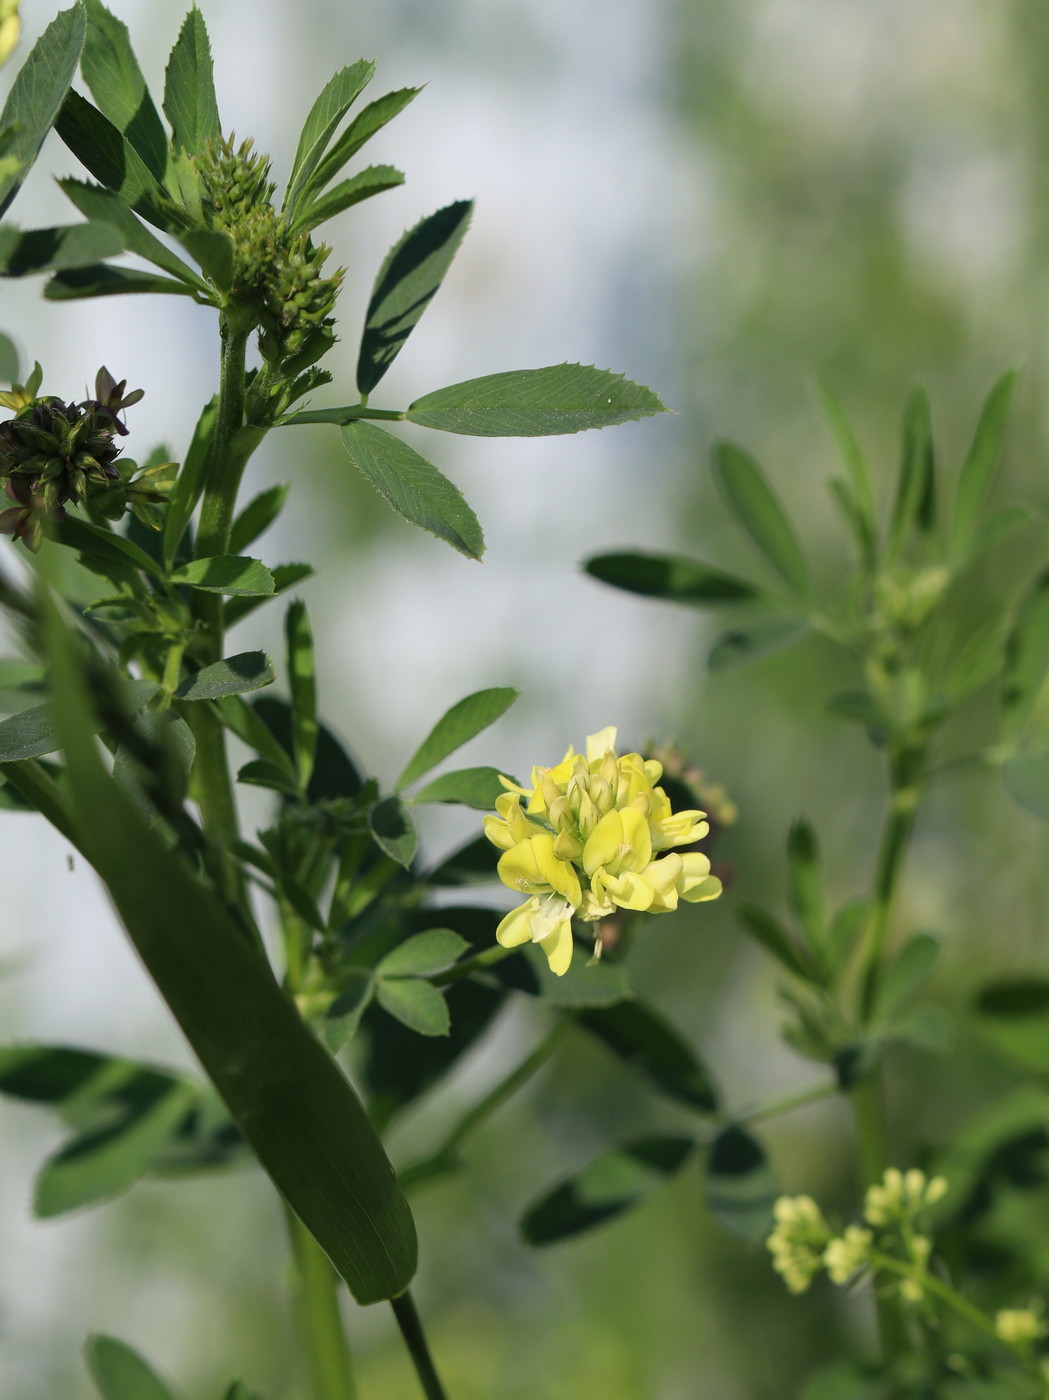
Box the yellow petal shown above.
[582,809,623,876]
[601,870,655,911]
[682,874,722,903]
[496,902,534,947]
[497,838,543,892]
[585,726,618,765]
[532,835,582,906]
[618,805,652,869]
[538,917,574,976]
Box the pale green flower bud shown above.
[995,1308,1046,1345]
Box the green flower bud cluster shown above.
[0,366,147,551]
[196,136,343,367]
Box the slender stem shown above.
[736,1078,837,1129]
[390,1291,450,1400]
[444,1019,569,1154]
[285,1206,357,1400]
[433,942,515,987]
[195,324,253,563]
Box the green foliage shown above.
[705,1126,778,1241]
[86,1334,180,1400]
[397,686,517,789]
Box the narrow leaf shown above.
[369,794,417,867]
[293,164,404,234]
[1003,569,1049,745]
[285,599,317,789]
[339,421,484,559]
[174,652,274,701]
[786,820,823,953]
[230,484,288,554]
[86,1334,180,1400]
[736,902,814,982]
[307,86,421,197]
[163,7,220,155]
[0,678,157,762]
[0,222,123,277]
[357,201,472,395]
[584,550,760,606]
[887,388,934,559]
[397,687,517,789]
[522,1136,696,1246]
[45,264,198,300]
[0,4,86,218]
[577,1000,719,1114]
[713,441,810,597]
[707,618,811,672]
[178,228,233,292]
[58,178,207,288]
[284,59,374,214]
[817,383,875,525]
[169,555,275,596]
[223,562,314,626]
[44,597,418,1304]
[706,1125,778,1241]
[407,363,666,437]
[55,90,179,232]
[411,766,506,809]
[951,371,1018,557]
[81,0,169,182]
[163,396,217,568]
[378,929,467,978]
[376,979,450,1037]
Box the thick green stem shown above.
[391,1292,450,1400]
[285,1206,357,1400]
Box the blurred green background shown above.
[3,1,1049,1396]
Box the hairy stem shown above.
[391,1292,450,1400]
[285,1206,357,1400]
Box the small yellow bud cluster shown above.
[862,1167,947,1228]
[823,1224,874,1285]
[995,1308,1047,1346]
[484,727,722,976]
[767,1196,833,1295]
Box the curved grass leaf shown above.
[0,222,124,277]
[584,550,760,606]
[307,86,421,197]
[411,766,506,809]
[706,1124,777,1241]
[407,363,666,437]
[951,370,1018,558]
[284,59,374,215]
[86,1334,179,1400]
[163,7,220,155]
[44,597,418,1304]
[56,91,179,232]
[397,687,517,790]
[170,555,275,596]
[339,420,484,559]
[376,978,450,1037]
[577,1000,719,1114]
[369,794,417,868]
[292,164,404,234]
[887,387,935,560]
[81,0,169,183]
[0,4,86,218]
[45,264,199,300]
[708,617,811,672]
[357,201,473,396]
[174,652,274,701]
[713,441,810,597]
[522,1135,696,1246]
[57,178,206,288]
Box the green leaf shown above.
[86,1334,180,1400]
[873,933,940,1022]
[55,90,179,232]
[357,201,473,396]
[941,616,1007,706]
[406,363,666,437]
[284,59,374,215]
[81,0,169,183]
[369,795,417,867]
[163,7,220,155]
[285,599,317,790]
[169,555,275,596]
[1003,752,1049,820]
[163,396,216,568]
[712,442,810,597]
[824,898,869,980]
[1003,570,1049,746]
[975,977,1049,1074]
[816,382,876,527]
[522,1136,696,1246]
[339,421,484,559]
[230,484,289,554]
[252,695,362,803]
[0,678,157,762]
[736,902,816,982]
[236,759,300,798]
[56,515,164,584]
[577,1000,719,1114]
[398,688,516,789]
[887,388,935,560]
[43,596,417,1304]
[411,766,506,809]
[216,694,297,780]
[378,929,468,978]
[961,503,1032,565]
[705,1125,778,1241]
[321,975,375,1051]
[174,652,274,701]
[178,228,233,292]
[0,222,124,277]
[951,371,1017,558]
[307,86,421,198]
[786,819,824,954]
[57,179,206,288]
[0,4,86,218]
[376,979,450,1037]
[45,264,199,300]
[707,618,811,672]
[36,1081,197,1217]
[583,550,760,606]
[0,331,18,380]
[224,562,314,627]
[292,164,404,234]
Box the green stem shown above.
[433,942,516,987]
[737,1078,837,1128]
[285,1206,357,1400]
[195,324,253,563]
[390,1291,450,1400]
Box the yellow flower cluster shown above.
[766,1195,833,1295]
[862,1167,947,1227]
[484,726,722,976]
[995,1308,1047,1346]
